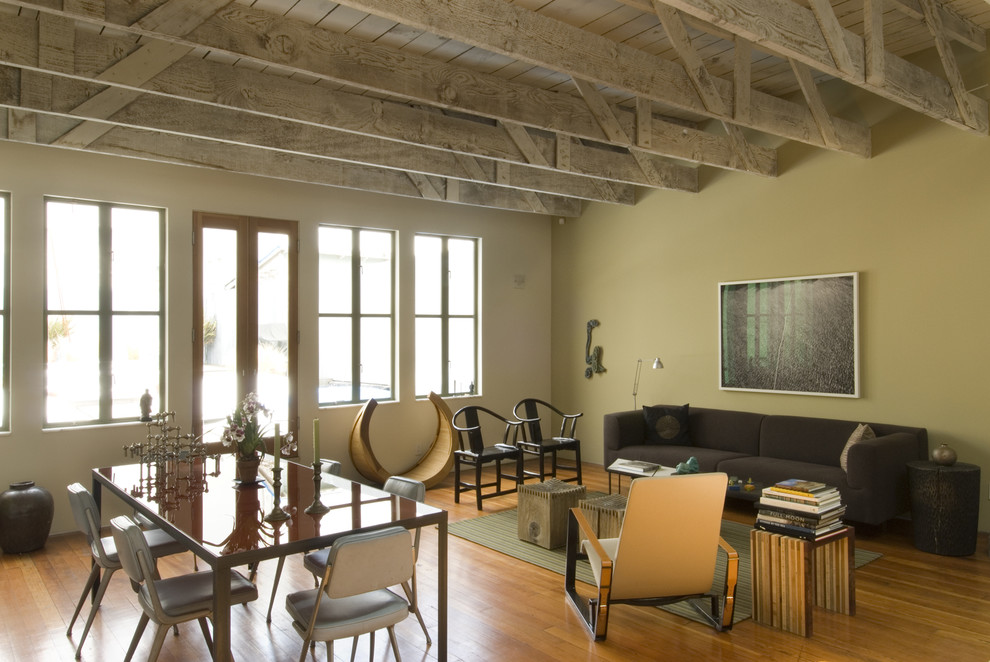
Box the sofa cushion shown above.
[643,404,690,445]
[759,415,861,466]
[687,407,764,455]
[840,423,876,472]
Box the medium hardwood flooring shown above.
[2,463,989,661]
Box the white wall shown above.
[0,140,552,535]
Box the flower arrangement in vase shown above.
[222,392,271,483]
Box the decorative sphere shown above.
[931,443,957,466]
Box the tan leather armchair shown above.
[564,472,738,640]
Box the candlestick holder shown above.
[264,465,290,522]
[304,461,330,515]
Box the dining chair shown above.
[298,476,432,655]
[65,483,187,660]
[284,526,415,662]
[263,457,343,622]
[452,405,524,510]
[110,515,259,662]
[512,398,583,484]
[380,477,431,644]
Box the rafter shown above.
[0,67,644,203]
[326,0,870,156]
[2,0,776,179]
[614,0,987,133]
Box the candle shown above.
[273,423,281,473]
[313,418,320,462]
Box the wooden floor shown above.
[3,463,990,661]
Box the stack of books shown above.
[755,479,846,540]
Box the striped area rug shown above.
[449,507,881,626]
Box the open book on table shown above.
[607,458,676,476]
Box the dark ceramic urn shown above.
[0,481,55,554]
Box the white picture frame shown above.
[718,272,860,398]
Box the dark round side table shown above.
[907,460,980,556]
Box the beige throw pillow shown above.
[840,423,876,471]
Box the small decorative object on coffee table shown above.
[517,479,586,549]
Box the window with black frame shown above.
[44,197,164,426]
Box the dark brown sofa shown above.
[603,405,928,526]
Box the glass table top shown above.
[94,455,441,560]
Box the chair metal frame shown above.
[512,398,583,484]
[452,405,524,510]
[65,483,186,660]
[564,473,738,641]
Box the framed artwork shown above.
[719,272,859,397]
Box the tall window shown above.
[45,198,164,426]
[415,234,478,398]
[0,192,9,431]
[318,226,395,405]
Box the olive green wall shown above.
[0,140,552,535]
[550,104,990,531]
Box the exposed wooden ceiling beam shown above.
[3,0,775,178]
[1,114,583,216]
[0,68,647,204]
[327,0,871,156]
[617,0,987,133]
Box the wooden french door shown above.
[192,212,298,443]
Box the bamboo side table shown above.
[750,526,856,637]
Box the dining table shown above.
[92,454,448,662]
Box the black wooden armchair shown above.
[512,398,582,484]
[452,405,524,510]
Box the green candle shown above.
[313,418,320,462]
[273,423,281,473]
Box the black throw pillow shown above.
[643,404,691,445]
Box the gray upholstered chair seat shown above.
[286,588,409,641]
[141,570,258,620]
[302,548,330,576]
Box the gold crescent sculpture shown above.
[348,391,455,489]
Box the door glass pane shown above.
[415,317,441,396]
[46,314,100,423]
[360,317,391,400]
[415,235,441,315]
[47,201,99,311]
[112,315,160,419]
[257,231,290,432]
[319,317,352,404]
[448,238,475,316]
[111,207,160,311]
[201,227,238,441]
[360,231,392,315]
[319,226,352,314]
[448,317,476,394]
